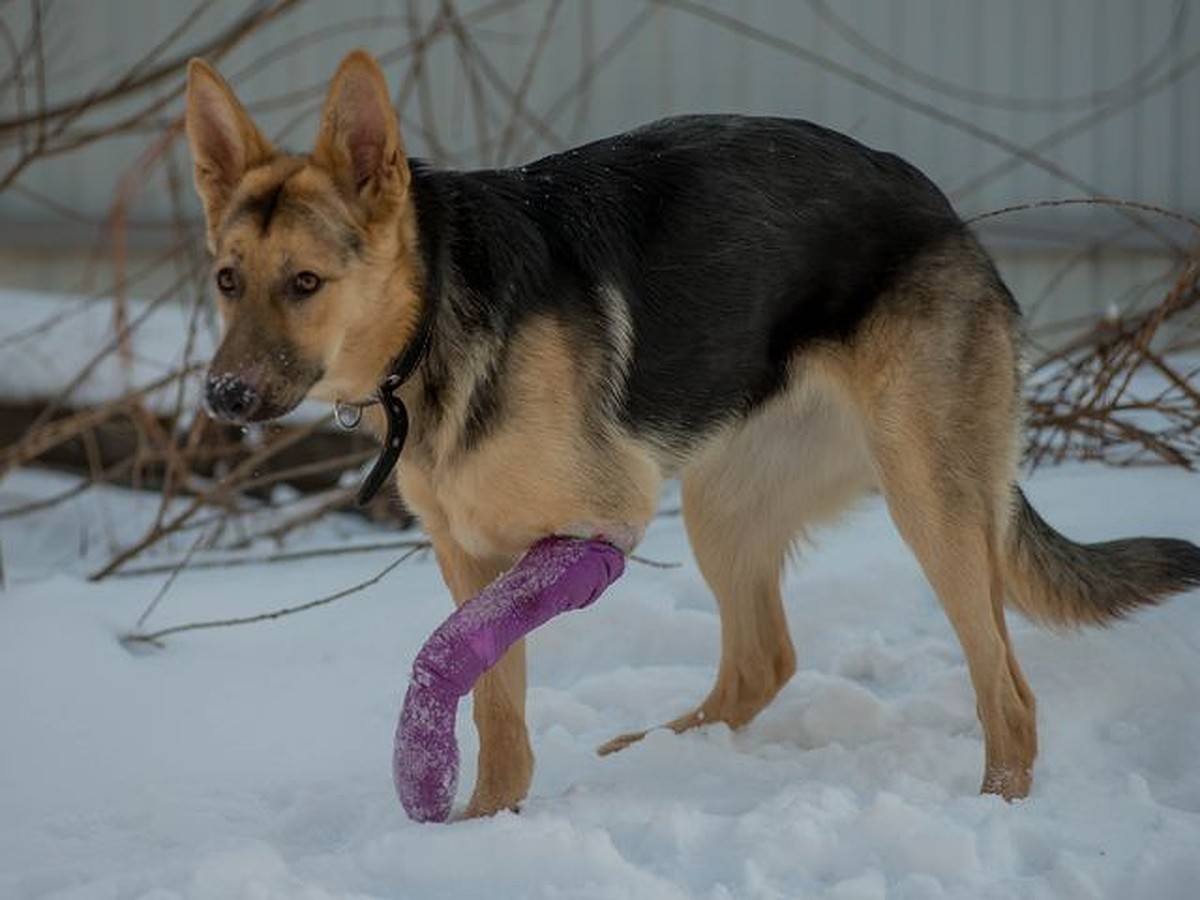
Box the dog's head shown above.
[185,51,422,424]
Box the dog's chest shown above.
[399,425,656,561]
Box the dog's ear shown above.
[185,58,275,244]
[312,50,408,220]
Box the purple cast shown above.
[393,536,626,823]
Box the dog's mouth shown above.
[203,366,322,425]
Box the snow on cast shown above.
[394,536,626,822]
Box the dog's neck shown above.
[353,187,444,506]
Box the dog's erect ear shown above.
[312,50,408,220]
[185,58,275,243]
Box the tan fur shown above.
[402,317,661,561]
[842,290,1037,800]
[600,362,874,753]
[823,242,1036,799]
[396,318,662,814]
[603,240,1040,801]
[400,468,532,818]
[187,54,425,417]
[185,59,275,248]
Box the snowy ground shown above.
[1,461,1198,900]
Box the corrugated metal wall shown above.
[1,0,1196,322]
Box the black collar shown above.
[354,299,435,506]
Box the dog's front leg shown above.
[423,530,533,818]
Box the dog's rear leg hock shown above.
[394,536,625,823]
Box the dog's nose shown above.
[205,373,261,423]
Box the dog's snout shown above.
[205,373,261,423]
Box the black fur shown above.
[233,181,286,236]
[409,115,968,446]
[229,174,364,263]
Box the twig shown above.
[131,519,215,630]
[967,197,1200,235]
[659,0,1195,250]
[88,419,327,581]
[1025,255,1200,469]
[0,367,200,475]
[228,486,361,548]
[807,0,1189,112]
[629,553,681,570]
[119,543,423,647]
[495,0,562,164]
[110,537,432,579]
[0,0,303,135]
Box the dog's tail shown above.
[1004,487,1200,628]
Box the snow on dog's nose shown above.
[204,372,262,423]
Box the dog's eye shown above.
[215,267,239,297]
[291,271,323,297]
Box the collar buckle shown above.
[333,400,366,431]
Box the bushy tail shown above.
[1005,487,1200,628]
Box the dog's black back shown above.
[410,115,975,441]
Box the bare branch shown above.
[119,543,424,647]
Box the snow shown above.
[2,461,1199,899]
[0,288,213,410]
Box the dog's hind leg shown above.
[600,376,874,754]
[598,476,795,752]
[848,267,1038,799]
[867,435,1037,799]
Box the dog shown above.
[185,49,1200,818]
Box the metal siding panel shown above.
[1,1,1196,233]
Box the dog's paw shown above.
[462,786,524,820]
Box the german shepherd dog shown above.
[186,51,1200,818]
